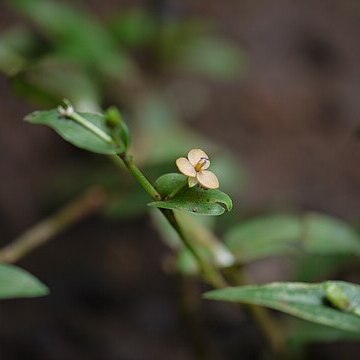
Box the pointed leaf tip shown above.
[204,281,360,333]
[25,108,125,154]
[0,263,49,299]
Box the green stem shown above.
[118,153,161,201]
[161,209,227,289]
[111,152,283,353]
[68,111,114,144]
[113,153,225,288]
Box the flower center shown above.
[195,157,209,172]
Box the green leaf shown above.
[225,215,301,262]
[25,109,124,154]
[154,173,188,198]
[149,173,233,216]
[225,213,360,263]
[204,281,360,333]
[0,263,48,299]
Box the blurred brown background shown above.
[1,0,360,359]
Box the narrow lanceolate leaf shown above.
[25,109,124,154]
[149,173,232,216]
[225,213,360,263]
[0,263,49,299]
[204,281,360,333]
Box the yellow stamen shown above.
[195,157,208,172]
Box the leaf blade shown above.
[0,263,49,299]
[25,109,124,154]
[204,281,360,333]
[225,213,360,263]
[149,173,233,216]
[225,215,301,262]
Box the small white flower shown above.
[176,149,219,189]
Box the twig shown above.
[0,187,106,263]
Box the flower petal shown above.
[188,177,198,188]
[200,158,210,170]
[196,170,219,189]
[188,149,209,167]
[176,157,196,177]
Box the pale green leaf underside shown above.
[25,109,123,154]
[0,263,49,299]
[149,173,233,216]
[204,281,360,333]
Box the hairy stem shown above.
[0,187,106,263]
